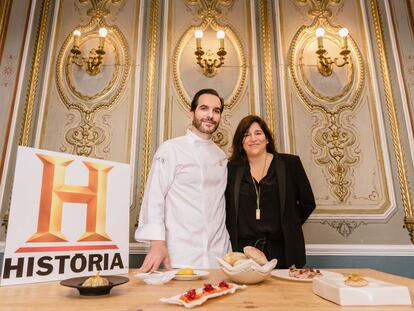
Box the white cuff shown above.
[135,223,166,241]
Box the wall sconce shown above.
[315,27,350,77]
[194,29,227,77]
[69,27,108,76]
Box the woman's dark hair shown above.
[229,115,277,164]
[190,88,224,112]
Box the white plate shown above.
[173,270,210,281]
[271,269,342,282]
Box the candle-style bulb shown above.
[195,30,203,48]
[217,30,225,49]
[98,27,107,49]
[73,29,81,47]
[315,27,325,49]
[338,27,348,50]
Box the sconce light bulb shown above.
[339,28,349,37]
[315,27,325,38]
[73,30,81,37]
[216,30,225,39]
[99,27,108,37]
[195,30,203,39]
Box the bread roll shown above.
[223,252,247,266]
[243,246,268,265]
[233,258,250,266]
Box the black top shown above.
[238,157,282,240]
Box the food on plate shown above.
[223,252,247,265]
[344,274,369,287]
[179,281,232,303]
[81,272,109,287]
[223,246,269,266]
[218,280,230,289]
[243,246,268,265]
[288,265,322,279]
[202,283,216,294]
[176,267,195,275]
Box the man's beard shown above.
[192,117,219,134]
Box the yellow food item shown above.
[176,268,194,275]
[344,274,368,287]
[81,272,109,287]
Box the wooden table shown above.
[0,269,413,310]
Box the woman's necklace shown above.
[251,153,267,220]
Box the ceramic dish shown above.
[271,269,342,282]
[222,268,271,284]
[173,270,210,281]
[60,275,129,296]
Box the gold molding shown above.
[20,0,50,146]
[258,0,275,135]
[288,3,367,203]
[54,6,130,157]
[65,36,120,101]
[370,0,414,242]
[0,0,12,61]
[288,23,365,113]
[140,0,159,202]
[172,18,247,112]
[55,21,129,114]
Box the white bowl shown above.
[222,268,271,284]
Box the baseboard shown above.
[306,244,414,256]
[1,242,413,256]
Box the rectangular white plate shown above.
[312,276,412,306]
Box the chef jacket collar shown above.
[186,128,213,145]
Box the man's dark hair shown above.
[190,88,224,113]
[229,115,277,164]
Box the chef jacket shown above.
[135,129,231,268]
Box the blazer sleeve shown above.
[292,156,316,224]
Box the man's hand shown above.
[137,240,172,273]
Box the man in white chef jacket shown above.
[135,88,231,272]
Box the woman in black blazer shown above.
[225,115,315,268]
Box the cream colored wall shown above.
[0,0,414,250]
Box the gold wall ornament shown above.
[258,0,275,135]
[0,0,12,61]
[78,0,124,19]
[55,13,130,156]
[172,19,247,112]
[288,0,365,203]
[212,129,229,147]
[194,29,227,77]
[315,26,350,77]
[314,112,360,202]
[69,27,108,76]
[139,0,160,203]
[20,0,51,146]
[212,112,232,151]
[320,220,367,238]
[65,112,106,157]
[369,0,414,242]
[65,33,120,101]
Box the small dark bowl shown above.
[60,275,129,296]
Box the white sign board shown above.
[1,147,130,285]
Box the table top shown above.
[0,269,413,310]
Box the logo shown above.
[1,147,130,285]
[27,153,113,243]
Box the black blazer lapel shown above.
[275,155,286,217]
[234,165,244,221]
